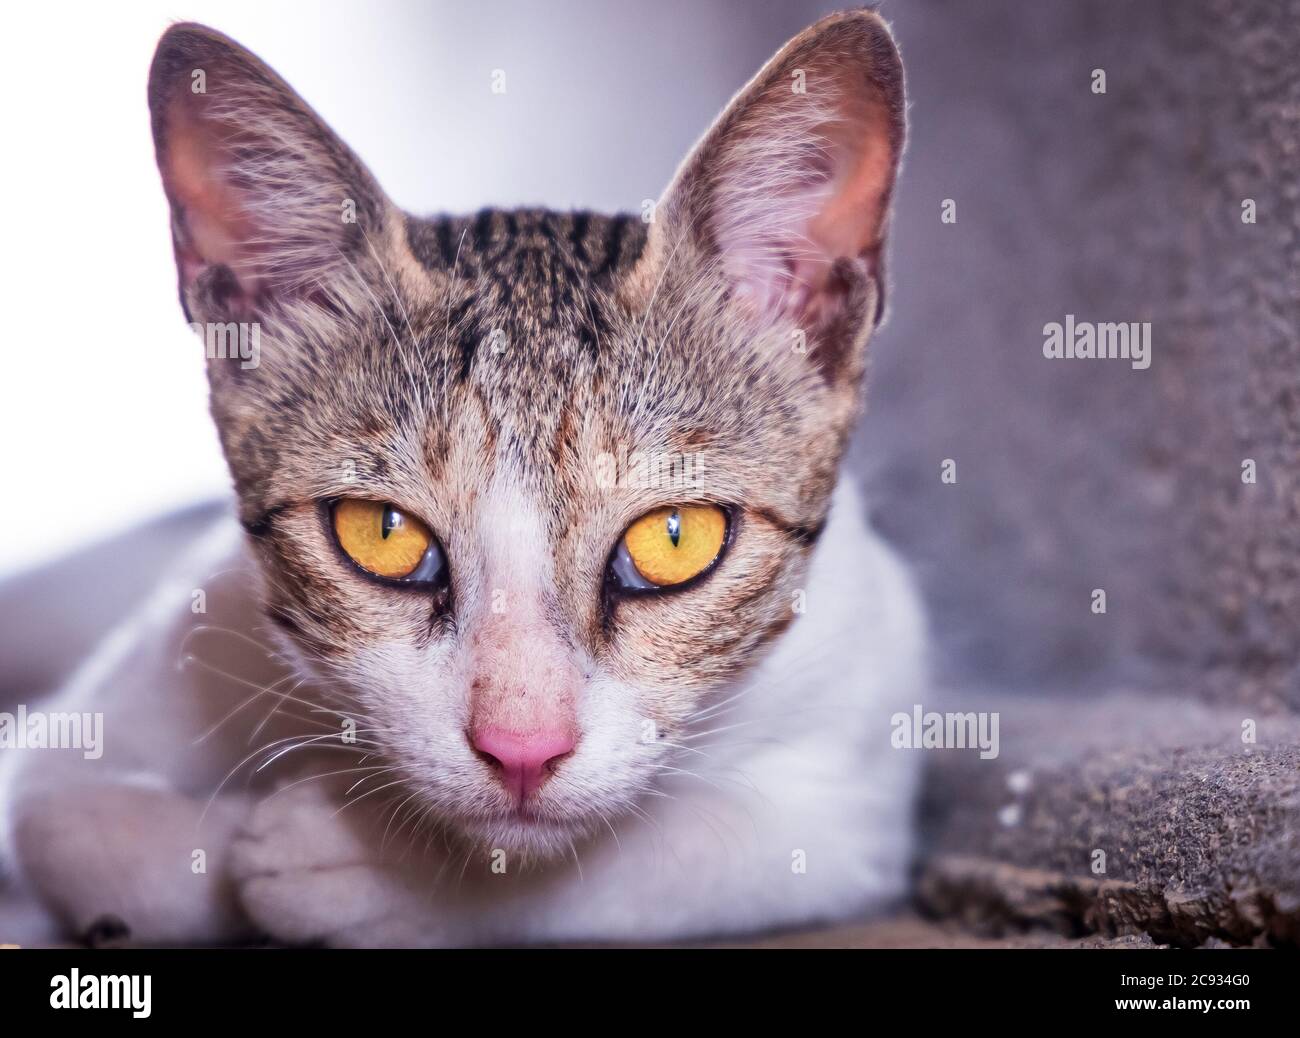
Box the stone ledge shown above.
[917,856,1294,947]
[916,693,1300,946]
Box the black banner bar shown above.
[0,946,1286,1024]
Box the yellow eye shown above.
[332,499,439,582]
[620,505,728,588]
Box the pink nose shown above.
[471,727,576,799]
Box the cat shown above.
[0,9,925,946]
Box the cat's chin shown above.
[454,809,596,863]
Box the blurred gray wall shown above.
[855,0,1298,709]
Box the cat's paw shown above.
[9,783,252,945]
[230,777,444,947]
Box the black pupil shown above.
[381,505,402,540]
[666,510,681,547]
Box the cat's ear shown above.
[632,10,904,373]
[148,23,394,321]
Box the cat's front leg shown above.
[230,775,452,947]
[9,782,255,945]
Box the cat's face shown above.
[149,14,904,859]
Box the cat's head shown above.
[148,12,905,860]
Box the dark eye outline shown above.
[322,498,449,591]
[605,505,735,596]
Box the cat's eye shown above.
[609,505,729,592]
[331,499,446,586]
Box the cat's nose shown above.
[470,727,576,798]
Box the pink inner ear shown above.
[164,99,263,295]
[714,88,894,326]
[808,106,893,260]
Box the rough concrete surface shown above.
[915,693,1300,947]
